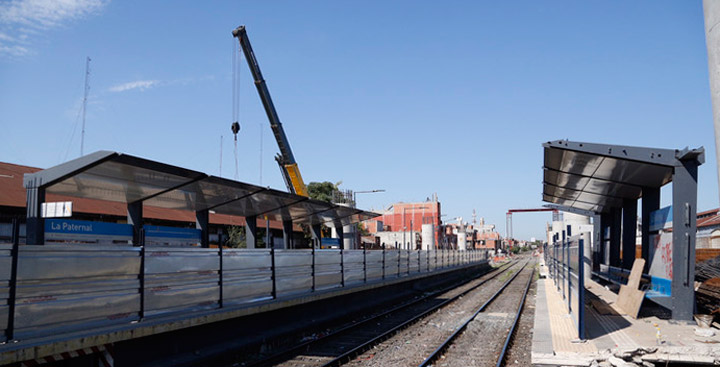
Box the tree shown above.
[307,181,342,203]
[225,225,246,248]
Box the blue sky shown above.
[0,0,716,241]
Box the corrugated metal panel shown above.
[343,250,364,285]
[275,250,313,296]
[384,251,399,277]
[0,244,11,342]
[3,245,487,343]
[419,251,428,272]
[365,251,383,281]
[314,250,341,290]
[144,247,220,317]
[223,249,272,305]
[408,251,419,273]
[13,245,140,339]
[398,250,409,276]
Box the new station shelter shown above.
[22,151,379,249]
[542,139,705,321]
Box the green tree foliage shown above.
[307,181,345,203]
[225,225,246,248]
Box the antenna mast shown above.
[80,56,91,156]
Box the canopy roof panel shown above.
[24,151,379,226]
[542,140,704,214]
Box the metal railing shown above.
[0,220,488,343]
[545,232,586,340]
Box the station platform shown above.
[532,266,720,366]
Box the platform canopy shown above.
[23,151,379,226]
[542,140,704,213]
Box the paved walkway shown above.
[531,259,720,366]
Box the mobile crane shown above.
[232,25,308,196]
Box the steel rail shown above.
[417,260,531,367]
[242,261,518,367]
[496,266,535,367]
[318,261,524,367]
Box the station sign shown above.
[45,219,132,243]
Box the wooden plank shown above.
[615,259,646,318]
[626,258,645,289]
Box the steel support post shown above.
[592,214,602,272]
[578,237,586,340]
[7,218,20,340]
[334,221,344,249]
[245,216,257,249]
[622,199,638,270]
[282,220,293,249]
[128,201,143,246]
[600,212,611,266]
[25,181,45,245]
[671,159,699,321]
[641,187,660,273]
[311,224,322,248]
[196,209,209,248]
[609,208,622,267]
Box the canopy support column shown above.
[128,201,143,246]
[311,224,322,248]
[196,209,209,248]
[25,180,45,246]
[245,216,257,249]
[282,220,293,249]
[334,221,345,249]
[609,208,622,267]
[592,214,602,272]
[600,212,611,266]
[671,158,700,321]
[622,198,637,270]
[641,187,660,273]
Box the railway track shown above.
[418,259,536,367]
[229,260,522,367]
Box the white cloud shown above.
[0,0,107,58]
[108,80,160,93]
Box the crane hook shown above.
[231,121,240,141]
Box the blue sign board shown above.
[649,206,672,232]
[45,219,132,237]
[322,238,341,248]
[144,225,201,241]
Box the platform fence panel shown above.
[547,234,585,340]
[13,245,141,340]
[1,218,488,344]
[222,249,273,305]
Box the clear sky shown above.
[0,0,717,241]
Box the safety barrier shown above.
[545,233,586,340]
[1,220,487,343]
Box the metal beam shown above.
[127,201,143,246]
[671,159,699,321]
[196,209,209,248]
[245,215,257,249]
[543,140,690,167]
[641,187,660,273]
[542,204,597,217]
[609,208,622,267]
[621,198,637,270]
[282,220,293,249]
[25,177,45,246]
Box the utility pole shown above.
[80,57,91,157]
[704,0,720,206]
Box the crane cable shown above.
[231,39,241,180]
